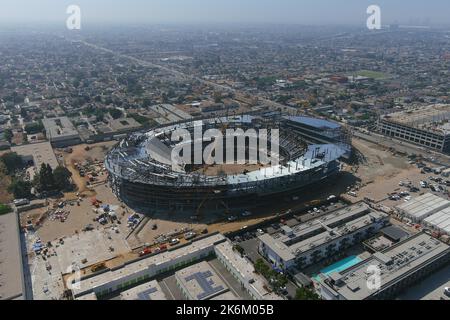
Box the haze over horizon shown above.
[0,0,449,28]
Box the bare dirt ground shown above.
[0,171,12,203]
[350,137,442,205]
[35,183,132,243]
[352,137,410,182]
[55,141,117,198]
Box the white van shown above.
[13,199,30,207]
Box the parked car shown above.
[139,247,152,257]
[184,232,196,240]
[241,211,253,217]
[13,198,30,207]
[444,287,450,297]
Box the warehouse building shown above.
[120,280,167,300]
[72,233,282,300]
[175,261,228,300]
[378,104,450,153]
[72,233,225,299]
[11,141,59,179]
[396,193,450,223]
[258,203,389,271]
[42,117,81,147]
[423,207,450,235]
[150,104,193,124]
[0,211,26,300]
[318,232,450,300]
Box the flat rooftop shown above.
[321,232,450,300]
[11,141,59,170]
[259,203,388,260]
[210,291,239,300]
[108,118,141,132]
[0,211,25,300]
[72,233,225,297]
[424,207,450,234]
[120,280,167,300]
[175,261,228,300]
[41,117,79,141]
[396,193,450,221]
[285,116,341,130]
[382,104,450,135]
[151,104,193,123]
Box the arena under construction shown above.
[105,114,351,214]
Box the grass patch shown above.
[0,203,12,215]
[355,70,390,80]
[129,113,157,127]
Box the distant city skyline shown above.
[0,0,449,27]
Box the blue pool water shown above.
[313,255,362,281]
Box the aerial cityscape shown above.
[0,0,449,306]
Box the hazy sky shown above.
[1,0,449,26]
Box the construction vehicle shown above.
[139,247,152,257]
[90,262,106,273]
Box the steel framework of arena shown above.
[105,113,350,214]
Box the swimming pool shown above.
[313,255,362,281]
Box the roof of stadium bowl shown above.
[105,115,347,188]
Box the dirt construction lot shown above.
[350,137,449,206]
[35,183,132,243]
[55,141,117,198]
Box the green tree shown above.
[214,92,223,103]
[8,179,32,199]
[53,166,72,191]
[34,163,55,192]
[294,287,321,300]
[24,122,44,134]
[232,244,245,256]
[3,129,13,143]
[142,97,152,108]
[0,204,12,215]
[255,259,271,276]
[109,108,123,120]
[0,152,23,174]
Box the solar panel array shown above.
[185,271,225,300]
[136,286,158,300]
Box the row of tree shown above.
[0,153,73,199]
[33,163,73,193]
